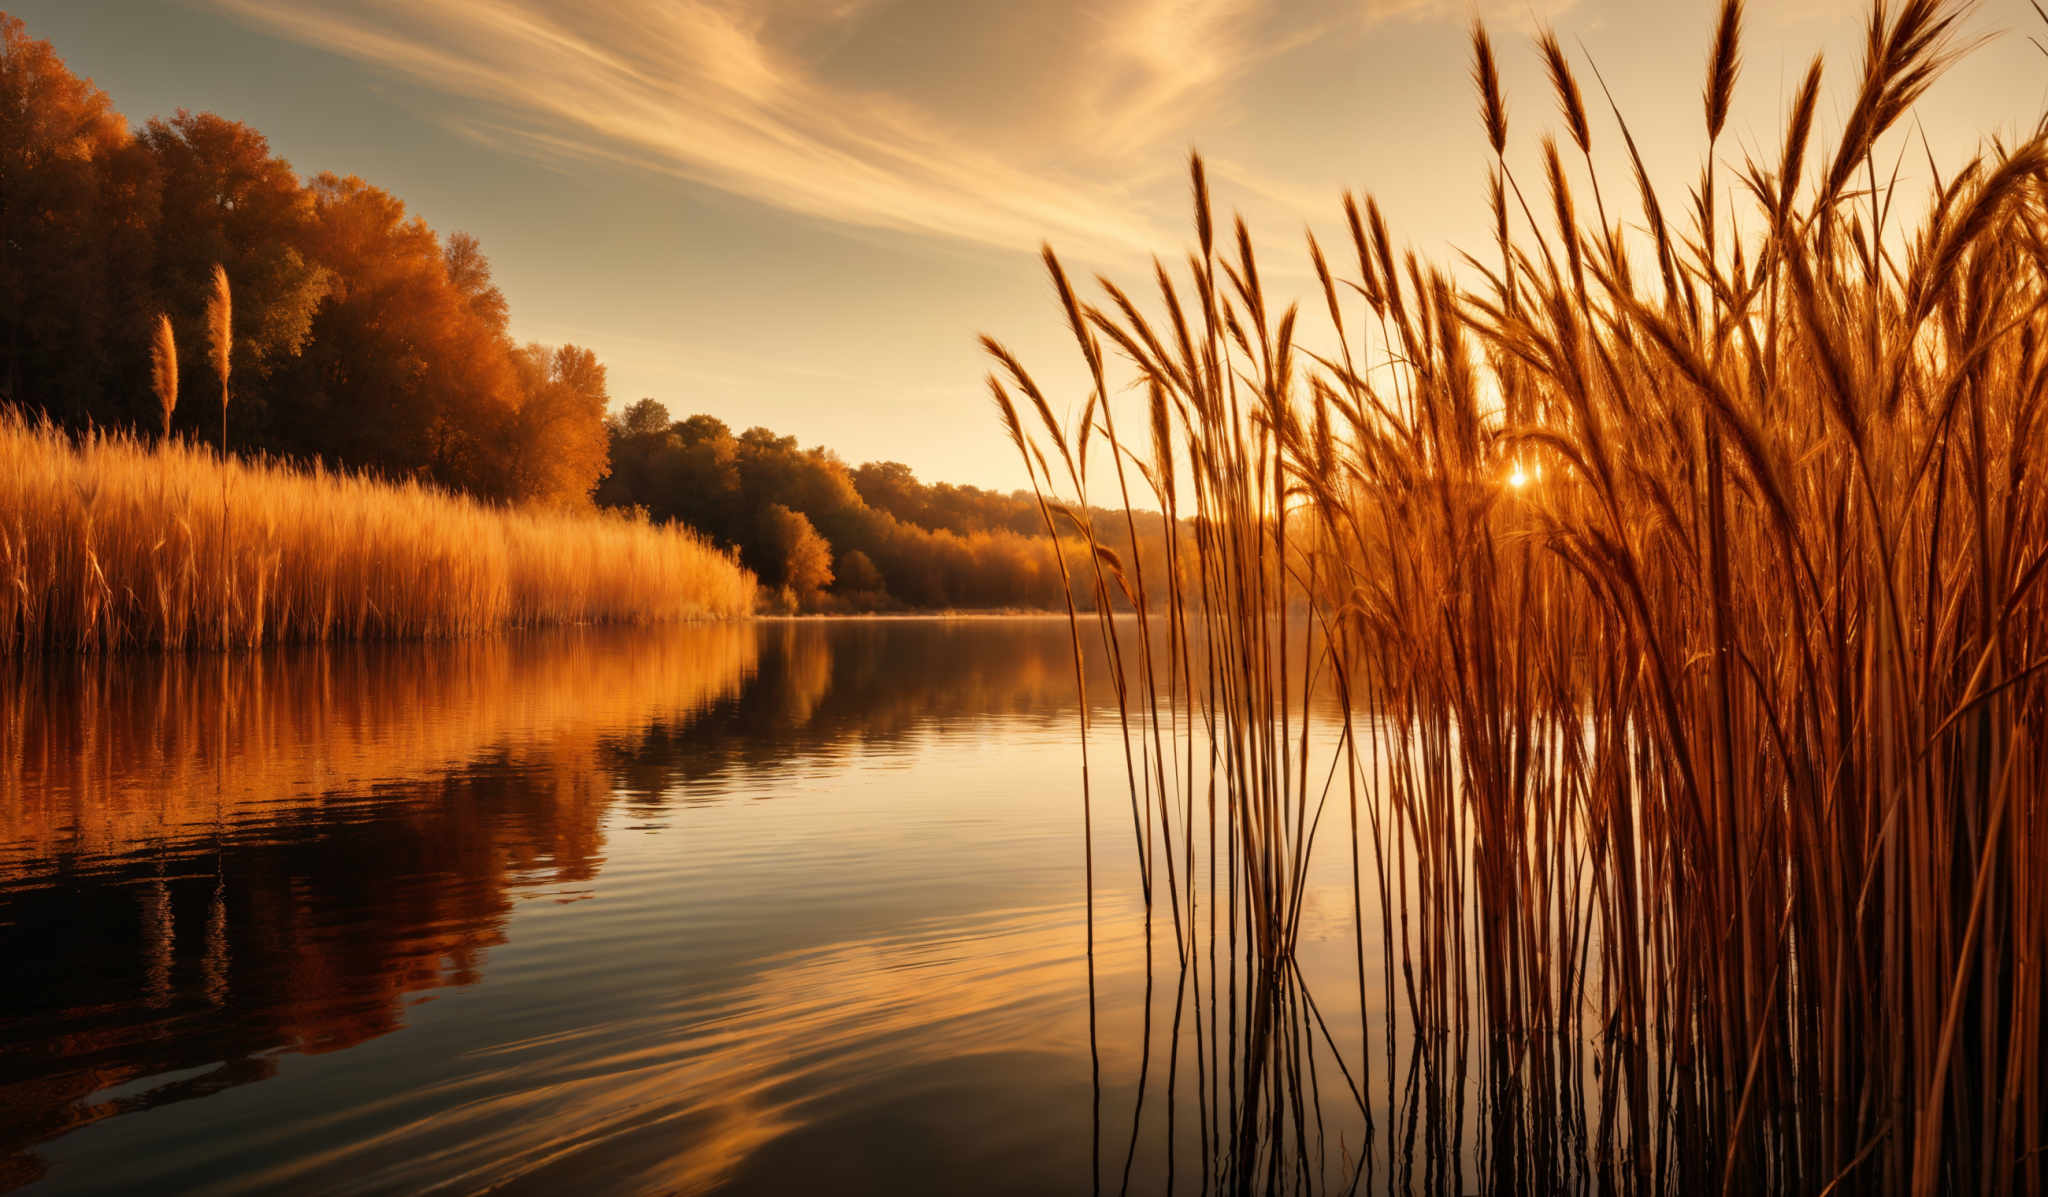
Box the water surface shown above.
[0,619,1375,1194]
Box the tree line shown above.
[0,13,1170,610]
[596,400,1173,611]
[0,14,605,504]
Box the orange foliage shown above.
[0,16,613,508]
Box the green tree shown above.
[851,461,925,525]
[593,409,1146,612]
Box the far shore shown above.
[753,610,1079,622]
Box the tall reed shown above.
[206,262,231,452]
[0,415,756,653]
[150,313,176,442]
[995,2,2048,1192]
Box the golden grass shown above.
[0,415,756,652]
[993,0,2048,1192]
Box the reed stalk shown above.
[993,2,2048,1190]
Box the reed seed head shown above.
[150,313,178,440]
[1705,0,1744,142]
[1471,20,1507,156]
[206,263,232,395]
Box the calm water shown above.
[0,619,1378,1195]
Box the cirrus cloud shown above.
[210,0,1566,260]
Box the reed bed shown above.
[0,416,756,652]
[992,1,2048,1192]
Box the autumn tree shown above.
[443,232,509,332]
[833,549,886,600]
[138,111,328,442]
[594,409,1134,612]
[505,343,611,506]
[617,397,670,437]
[0,15,155,423]
[263,174,514,493]
[0,16,619,509]
[758,503,833,609]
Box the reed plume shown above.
[1703,0,1743,141]
[150,313,177,442]
[206,263,231,451]
[1470,20,1506,156]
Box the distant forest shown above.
[596,401,1171,612]
[0,14,1166,612]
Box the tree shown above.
[675,414,728,444]
[834,548,886,598]
[139,110,329,443]
[851,461,925,526]
[759,503,832,605]
[618,397,670,437]
[442,232,507,333]
[278,173,522,495]
[505,343,611,506]
[592,409,1151,612]
[0,15,154,422]
[0,15,621,512]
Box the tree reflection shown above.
[0,619,1101,1186]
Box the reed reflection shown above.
[0,625,762,866]
[0,618,1115,1193]
[0,625,758,1185]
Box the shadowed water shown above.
[0,619,1392,1195]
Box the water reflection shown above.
[0,626,757,1185]
[0,625,762,866]
[0,619,1166,1194]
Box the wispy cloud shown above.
[1366,0,1584,32]
[211,0,1319,259]
[212,0,1588,259]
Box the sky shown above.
[11,0,2047,491]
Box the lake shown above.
[0,618,1388,1195]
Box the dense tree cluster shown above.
[0,16,607,505]
[596,401,1171,612]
